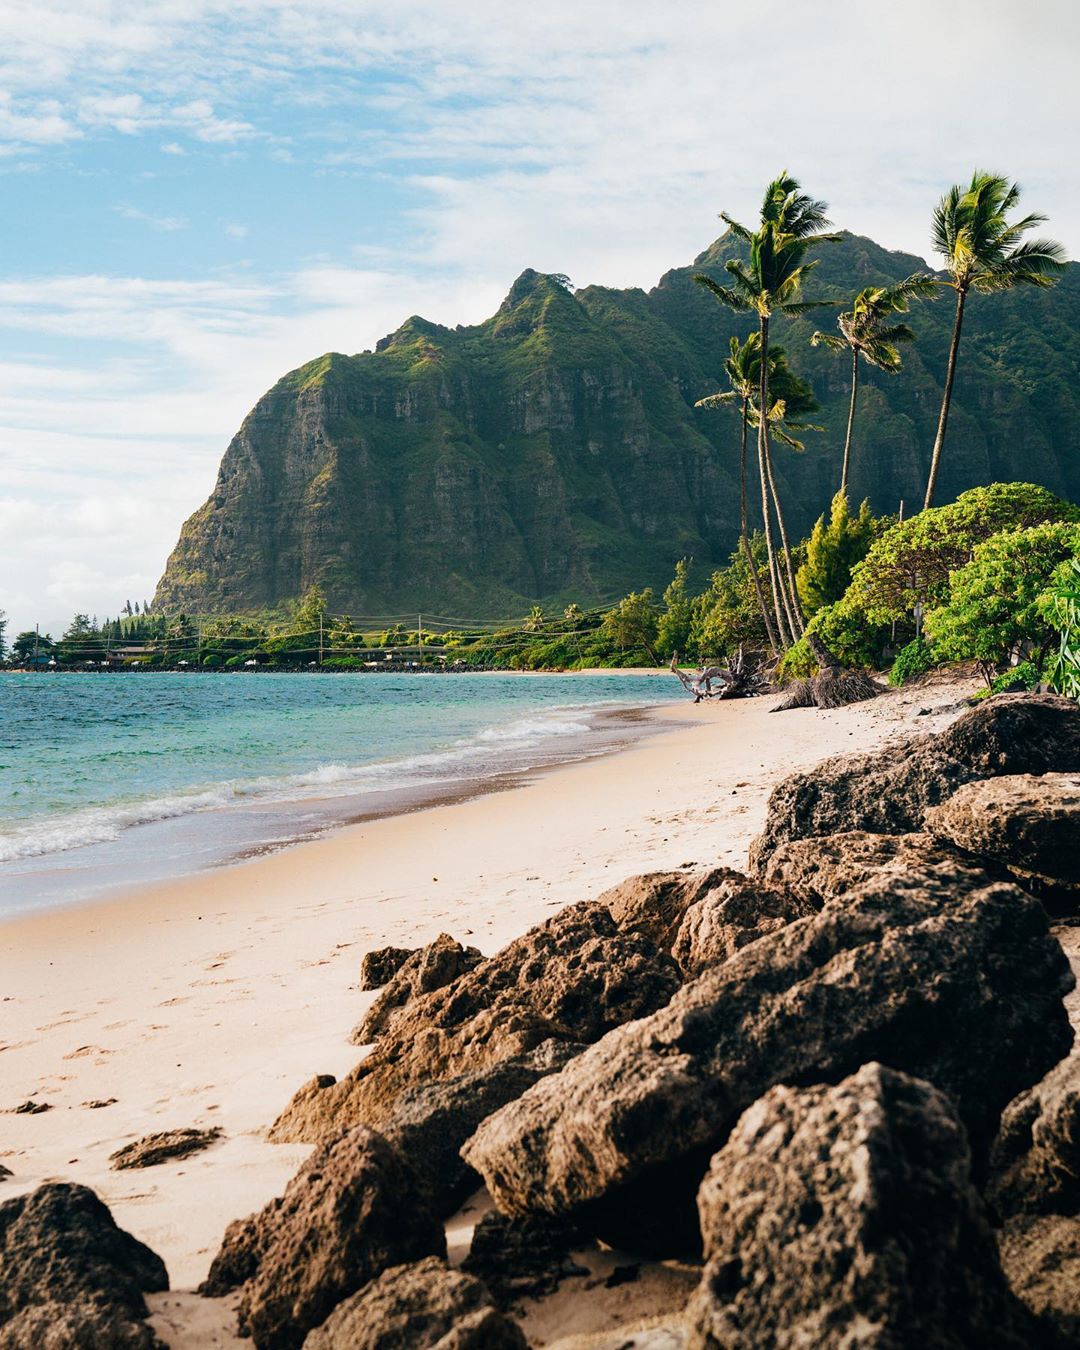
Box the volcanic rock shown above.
[301,1256,527,1349]
[109,1127,222,1170]
[271,902,681,1144]
[684,1063,1037,1348]
[749,693,1080,869]
[359,945,414,990]
[926,772,1080,893]
[998,1214,1080,1347]
[462,1211,590,1308]
[352,934,483,1043]
[462,878,1073,1254]
[671,876,817,977]
[990,1050,1080,1220]
[600,868,737,953]
[200,1126,444,1350]
[0,1182,167,1349]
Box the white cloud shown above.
[160,140,186,155]
[224,222,248,239]
[114,202,188,231]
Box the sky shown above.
[2,0,1079,638]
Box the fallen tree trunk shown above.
[670,649,770,702]
[772,633,883,712]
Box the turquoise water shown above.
[0,672,682,912]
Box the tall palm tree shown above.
[811,273,937,495]
[694,172,839,645]
[923,171,1066,509]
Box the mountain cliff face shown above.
[155,233,1080,617]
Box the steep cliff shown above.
[155,234,1080,617]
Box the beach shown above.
[0,678,978,1345]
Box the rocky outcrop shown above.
[360,946,414,990]
[990,1051,1080,1220]
[201,1127,444,1350]
[600,868,736,953]
[271,902,681,1144]
[301,1258,526,1350]
[462,1212,589,1308]
[998,1214,1080,1347]
[670,875,817,977]
[759,830,995,903]
[749,694,1080,869]
[109,1126,222,1170]
[0,1183,168,1349]
[926,772,1080,893]
[352,934,483,1043]
[380,1040,583,1216]
[684,1064,1037,1349]
[462,877,1073,1254]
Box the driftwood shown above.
[772,633,883,712]
[670,649,770,702]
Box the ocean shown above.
[0,671,684,915]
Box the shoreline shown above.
[0,678,979,1340]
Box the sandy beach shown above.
[0,678,979,1345]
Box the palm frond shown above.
[692,273,751,312]
[719,212,753,244]
[810,332,847,352]
[695,391,739,409]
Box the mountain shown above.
[154,232,1080,618]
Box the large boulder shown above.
[671,876,818,977]
[200,1126,445,1350]
[462,878,1073,1254]
[684,1064,1037,1349]
[998,1214,1080,1347]
[352,934,483,1043]
[599,868,737,953]
[0,1183,168,1350]
[750,693,1080,869]
[926,773,1080,894]
[301,1257,526,1350]
[760,830,996,904]
[461,1211,589,1308]
[271,902,681,1144]
[990,1051,1080,1220]
[380,1040,584,1217]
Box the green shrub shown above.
[1039,557,1080,699]
[796,492,880,617]
[889,638,937,687]
[322,655,365,671]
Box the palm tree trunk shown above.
[757,316,796,648]
[763,443,805,636]
[840,346,857,495]
[924,288,966,510]
[740,398,778,652]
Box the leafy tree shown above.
[811,274,937,493]
[796,492,878,616]
[925,521,1080,680]
[656,559,695,658]
[380,622,409,647]
[1041,558,1080,699]
[694,171,840,646]
[12,630,52,660]
[293,585,328,633]
[843,482,1079,624]
[0,608,6,659]
[924,172,1066,508]
[690,536,773,658]
[601,589,659,662]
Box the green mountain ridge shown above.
[154,232,1080,618]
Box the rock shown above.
[0,1182,168,1349]
[272,902,681,1145]
[760,830,996,904]
[0,1165,11,1181]
[461,1212,590,1308]
[671,876,818,977]
[998,1214,1080,1347]
[301,1257,527,1349]
[926,773,1080,893]
[599,868,737,953]
[11,1101,50,1115]
[381,1040,584,1217]
[684,1063,1037,1349]
[462,878,1073,1255]
[352,934,483,1043]
[359,945,414,990]
[750,693,1080,869]
[109,1127,223,1170]
[990,1050,1080,1220]
[200,1126,445,1350]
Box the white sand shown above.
[0,678,977,1344]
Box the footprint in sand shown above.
[62,1046,113,1061]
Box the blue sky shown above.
[3,0,1079,637]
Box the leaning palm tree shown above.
[694,172,839,645]
[923,171,1066,509]
[811,273,937,495]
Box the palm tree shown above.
[694,172,839,645]
[811,274,937,495]
[923,171,1066,509]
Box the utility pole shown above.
[319,612,324,667]
[33,623,39,665]
[418,613,423,668]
